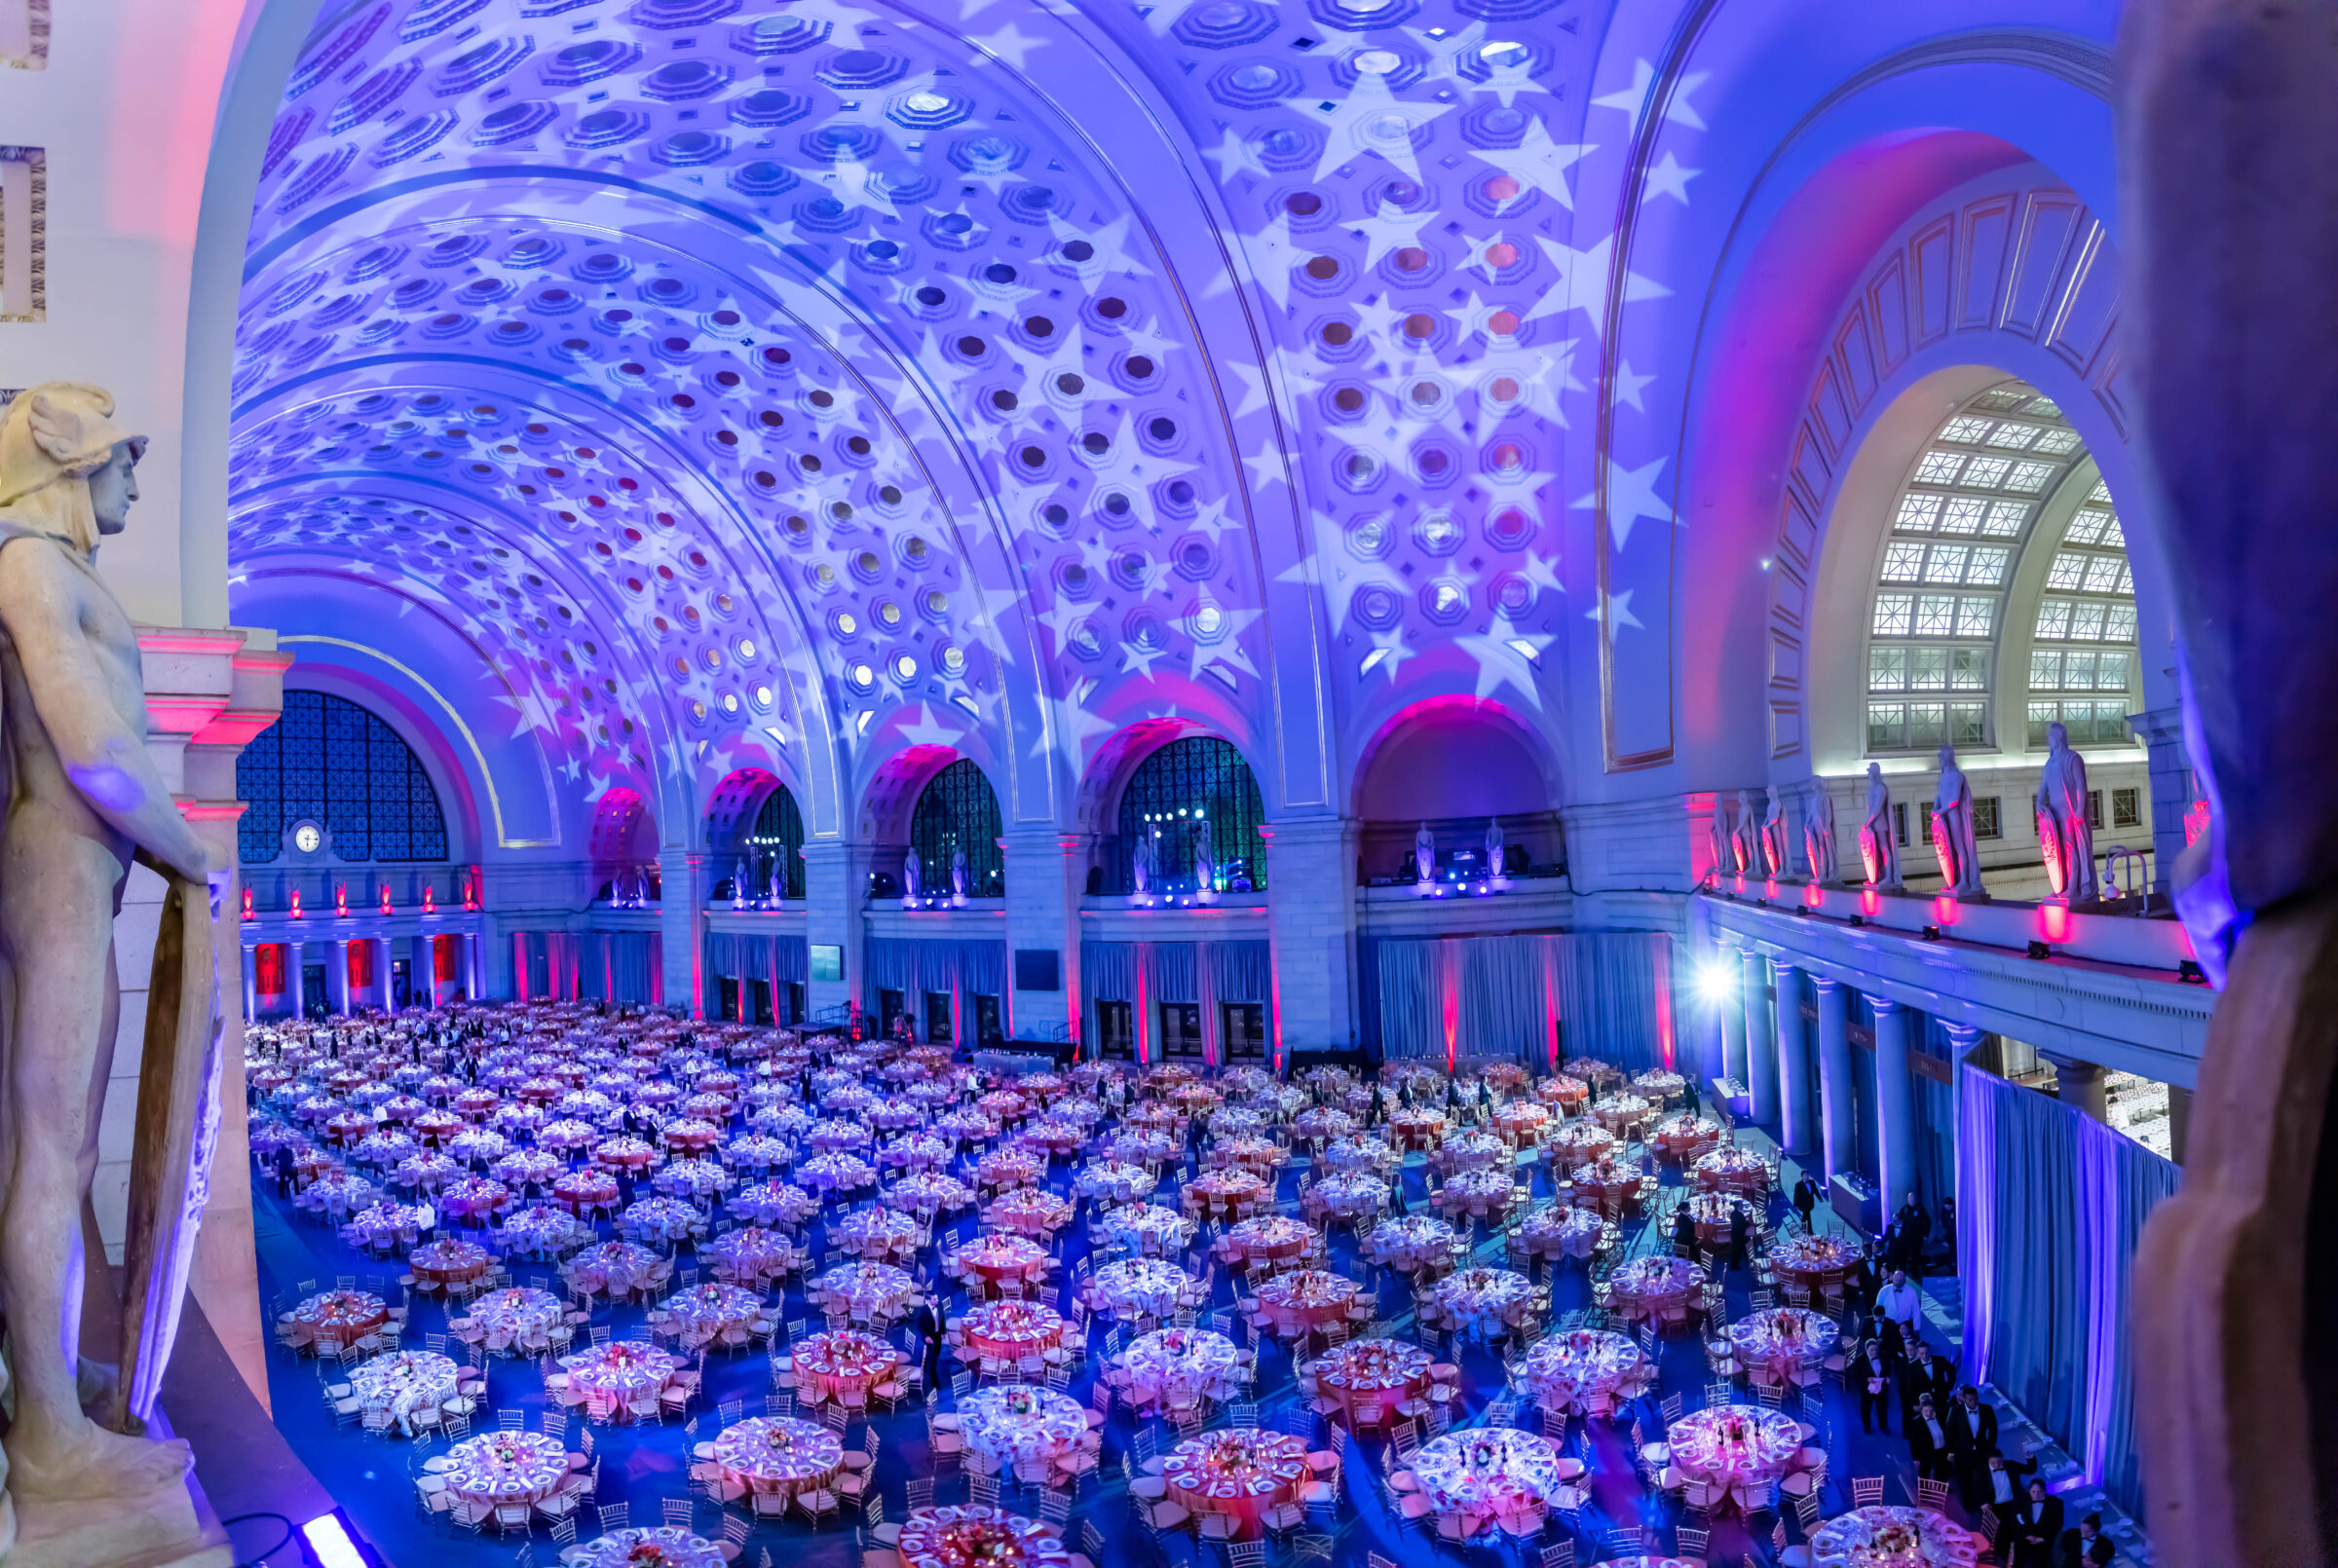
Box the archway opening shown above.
[908,759,1003,901]
[1110,735,1267,897]
[1353,699,1561,884]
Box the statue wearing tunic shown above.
[1860,762,1902,888]
[0,386,224,1529]
[1191,816,1214,896]
[1803,788,1839,884]
[2035,721,2097,901]
[950,845,969,904]
[1413,821,1435,883]
[901,846,922,908]
[1760,792,1790,877]
[1732,789,1761,875]
[1131,826,1153,896]
[1931,745,1986,897]
[1710,796,1736,881]
[1484,816,1505,879]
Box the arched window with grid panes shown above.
[909,759,1004,897]
[1112,735,1268,894]
[237,690,449,864]
[751,783,806,900]
[2024,479,2139,748]
[1865,382,2091,755]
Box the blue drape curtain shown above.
[1909,1015,1960,1217]
[702,932,808,986]
[1081,940,1137,1003]
[1147,943,1197,1002]
[861,937,1007,1006]
[1957,1064,2180,1517]
[1373,933,1670,1068]
[515,932,662,1003]
[1204,941,1271,1003]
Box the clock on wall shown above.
[291,820,324,856]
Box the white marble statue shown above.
[1803,788,1839,883]
[1484,816,1505,878]
[1733,789,1761,875]
[2036,720,2098,901]
[1131,825,1153,895]
[902,845,923,908]
[1414,821,1435,883]
[0,386,221,1522]
[1192,816,1215,895]
[1860,761,1902,888]
[1931,745,1986,897]
[1760,791,1790,877]
[731,856,749,910]
[950,844,968,904]
[1709,795,1735,880]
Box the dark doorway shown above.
[1160,1001,1203,1060]
[1098,1000,1134,1060]
[1222,1002,1266,1061]
[924,991,955,1045]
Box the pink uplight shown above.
[2039,903,2073,944]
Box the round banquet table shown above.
[440,1431,569,1508]
[958,1300,1066,1363]
[1223,1215,1314,1270]
[1489,1101,1551,1147]
[1118,1326,1241,1412]
[806,1117,872,1154]
[797,1153,879,1197]
[1683,1191,1758,1251]
[1160,1429,1308,1539]
[711,1415,843,1502]
[976,1150,1045,1191]
[568,1241,667,1298]
[1650,1114,1726,1164]
[1437,1132,1513,1174]
[1666,1404,1806,1509]
[792,1328,907,1402]
[1767,1233,1863,1301]
[957,1386,1089,1475]
[1568,1158,1645,1214]
[439,1176,511,1222]
[552,1170,620,1215]
[1303,1174,1389,1224]
[1727,1307,1840,1386]
[1432,1266,1536,1338]
[1103,1130,1177,1166]
[1320,1136,1400,1177]
[1409,1428,1568,1536]
[349,1349,458,1434]
[1561,1057,1621,1089]
[1098,1203,1194,1256]
[1255,1269,1360,1338]
[1386,1111,1448,1152]
[560,1341,683,1420]
[1692,1145,1770,1196]
[1592,1094,1654,1135]
[498,1204,589,1258]
[290,1288,387,1351]
[1362,1215,1459,1276]
[1310,1337,1432,1426]
[466,1286,564,1342]
[887,1173,977,1221]
[409,1243,491,1289]
[1533,1075,1590,1111]
[1437,1170,1524,1223]
[1520,1204,1605,1263]
[1182,1171,1268,1221]
[488,1149,556,1188]
[1290,1107,1354,1144]
[1210,1135,1283,1176]
[880,1134,953,1174]
[1632,1068,1688,1103]
[1075,1161,1157,1205]
[394,1152,459,1191]
[1519,1328,1648,1416]
[732,1179,819,1227]
[575,1527,726,1568]
[1608,1255,1707,1325]
[703,1225,800,1285]
[1545,1123,1616,1170]
[811,1262,921,1323]
[1806,1506,1982,1568]
[1084,1259,1197,1322]
[949,1234,1049,1297]
[726,1133,796,1172]
[654,1158,731,1200]
[836,1208,925,1261]
[622,1197,700,1245]
[1017,1120,1087,1159]
[984,1187,1075,1238]
[894,1506,1069,1568]
[593,1136,659,1172]
[662,1282,765,1346]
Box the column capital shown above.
[1868,994,1903,1016]
[1810,975,1843,995]
[2037,1049,2102,1078]
[1940,1021,1986,1046]
[1768,955,1800,979]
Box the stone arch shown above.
[587,788,653,871]
[1349,697,1566,882]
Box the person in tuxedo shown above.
[271,1143,297,1200]
[2060,1512,2115,1567]
[1851,1239,1884,1305]
[1791,1172,1821,1233]
[1671,1203,1697,1258]
[1726,1202,1751,1270]
[2006,1475,2063,1567]
[1906,1396,1956,1481]
[1890,1195,1935,1280]
[1951,1386,2003,1508]
[912,1298,943,1391]
[1902,1342,1955,1430]
[1852,1337,1892,1435]
[1872,1269,1922,1374]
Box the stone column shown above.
[1813,978,1854,1182]
[2127,704,2192,898]
[242,944,259,1022]
[1716,942,1749,1085]
[379,935,397,1013]
[1002,828,1088,1046]
[1258,816,1359,1064]
[2045,1052,2109,1120]
[2167,1082,2192,1165]
[1773,958,1813,1155]
[324,937,351,1014]
[1741,948,1777,1125]
[286,940,305,1016]
[1870,997,1919,1215]
[656,848,713,1019]
[801,840,875,1027]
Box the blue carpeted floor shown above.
[246,1102,1986,1568]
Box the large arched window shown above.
[1113,736,1267,893]
[2024,478,2139,747]
[1864,382,2091,754]
[751,783,806,900]
[909,759,1003,897]
[238,690,449,863]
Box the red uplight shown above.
[1859,889,1880,917]
[1932,895,1960,926]
[1802,884,1825,909]
[2039,903,2073,944]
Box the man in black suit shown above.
[912,1299,943,1391]
[1791,1172,1821,1233]
[1906,1396,1957,1480]
[270,1143,297,1201]
[1903,1344,1956,1430]
[2006,1475,2063,1568]
[1852,1337,1892,1435]
[1726,1202,1751,1270]
[2060,1512,2115,1567]
[1950,1386,2002,1507]
[1672,1203,1697,1258]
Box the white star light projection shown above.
[230,0,1679,807]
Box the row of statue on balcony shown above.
[1712,723,2100,901]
